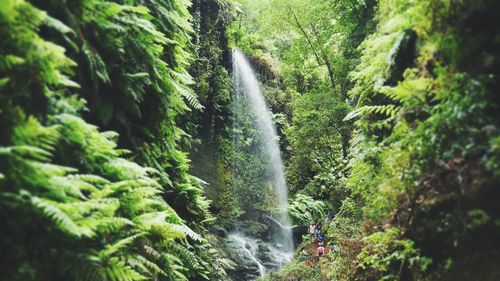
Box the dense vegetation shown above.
[0,0,232,280]
[1,0,499,280]
[229,0,500,280]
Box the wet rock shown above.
[262,261,280,270]
[257,244,273,263]
[234,220,269,239]
[225,235,262,280]
[210,225,228,237]
[225,233,293,280]
[258,243,271,253]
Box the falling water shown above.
[232,49,294,252]
[229,233,267,279]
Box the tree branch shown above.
[310,23,335,89]
[288,7,323,67]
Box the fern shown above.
[344,104,401,121]
[31,197,94,238]
[0,1,223,280]
[100,257,147,281]
[99,233,147,260]
[168,241,207,279]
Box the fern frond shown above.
[344,104,401,121]
[99,233,146,260]
[170,224,205,242]
[135,212,186,240]
[100,257,147,281]
[169,74,203,110]
[32,197,94,238]
[161,253,189,281]
[167,242,206,279]
[128,254,167,277]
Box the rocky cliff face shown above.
[188,0,236,220]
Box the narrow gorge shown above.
[1,0,499,281]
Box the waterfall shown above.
[232,49,294,252]
[228,234,266,279]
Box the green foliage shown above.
[357,228,432,280]
[0,113,196,280]
[485,135,500,177]
[288,194,325,225]
[231,88,277,213]
[286,88,352,204]
[39,0,201,139]
[267,261,321,281]
[228,0,373,216]
[188,1,239,224]
[0,0,228,280]
[233,0,500,280]
[3,0,500,280]
[466,209,490,230]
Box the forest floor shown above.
[300,239,331,268]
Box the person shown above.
[300,249,309,261]
[317,233,324,244]
[327,210,334,221]
[316,221,322,236]
[317,244,325,258]
[308,223,316,238]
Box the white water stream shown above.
[229,49,294,280]
[228,233,267,279]
[232,49,294,252]
[227,233,293,280]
